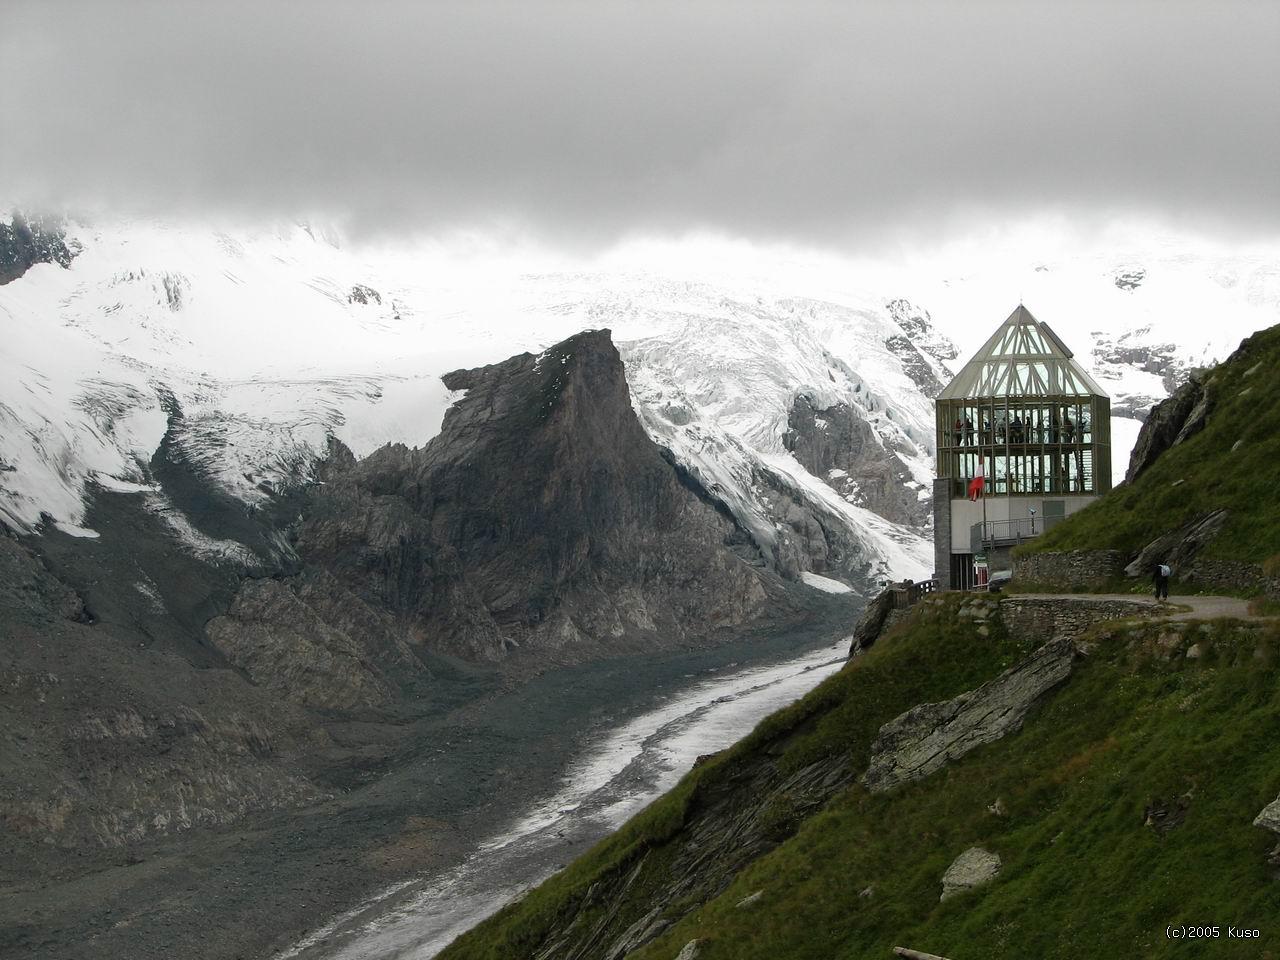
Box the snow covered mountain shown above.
[2,215,1277,590]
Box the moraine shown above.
[276,636,849,960]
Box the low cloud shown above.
[4,1,1278,248]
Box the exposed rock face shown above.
[749,464,876,584]
[783,394,927,527]
[291,329,769,661]
[1253,797,1280,867]
[0,529,327,852]
[1122,509,1229,578]
[862,637,1075,794]
[885,298,959,368]
[848,588,896,656]
[883,333,946,398]
[348,283,382,305]
[0,212,77,284]
[1255,798,1280,836]
[511,751,855,960]
[1113,267,1146,290]
[1126,375,1209,481]
[205,572,425,711]
[0,530,89,623]
[940,847,1001,901]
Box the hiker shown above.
[964,416,975,445]
[1010,416,1024,443]
[1153,562,1171,601]
[995,416,1006,443]
[1063,416,1075,442]
[953,417,964,446]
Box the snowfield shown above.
[2,217,1277,588]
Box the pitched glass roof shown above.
[937,305,1107,400]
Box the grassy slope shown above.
[1025,323,1280,564]
[442,598,1280,959]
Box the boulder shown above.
[1252,797,1280,868]
[863,638,1074,793]
[940,847,1001,901]
[1123,509,1229,578]
[1254,797,1280,835]
[673,941,706,960]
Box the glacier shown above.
[3,216,1277,589]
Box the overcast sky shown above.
[4,1,1277,250]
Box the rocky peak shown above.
[0,212,78,285]
[294,328,768,661]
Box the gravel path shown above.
[1024,593,1262,621]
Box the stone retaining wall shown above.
[1183,558,1280,600]
[1012,550,1127,589]
[1000,596,1159,645]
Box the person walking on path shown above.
[1153,563,1171,601]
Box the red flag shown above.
[967,457,985,501]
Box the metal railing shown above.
[889,578,938,609]
[982,517,1039,543]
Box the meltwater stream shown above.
[276,639,848,960]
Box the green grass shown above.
[1022,324,1280,564]
[441,599,1280,959]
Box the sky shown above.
[3,0,1279,253]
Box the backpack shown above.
[1158,564,1171,578]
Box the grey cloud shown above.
[3,0,1277,247]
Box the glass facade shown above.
[934,305,1112,500]
[936,395,1111,498]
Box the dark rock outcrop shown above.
[884,333,946,398]
[848,588,896,656]
[288,329,768,662]
[0,520,327,853]
[0,213,77,285]
[885,298,959,367]
[348,283,381,305]
[783,394,927,527]
[205,572,424,711]
[1122,509,1229,578]
[1253,796,1280,868]
[514,750,855,960]
[862,637,1075,794]
[0,528,89,623]
[1126,376,1209,482]
[883,299,957,397]
[1113,267,1146,291]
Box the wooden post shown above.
[892,948,954,960]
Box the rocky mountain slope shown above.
[0,323,780,845]
[1,314,836,960]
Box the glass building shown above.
[932,305,1111,589]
